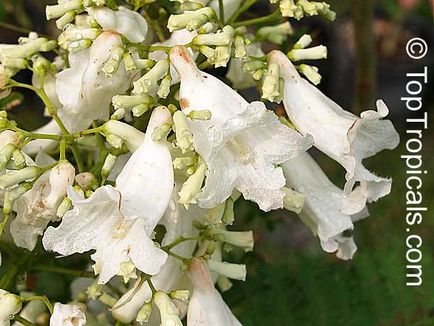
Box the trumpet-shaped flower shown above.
[10,161,75,250]
[43,107,174,284]
[112,184,205,323]
[49,303,86,326]
[25,31,133,155]
[269,51,399,212]
[169,46,312,211]
[87,6,148,43]
[187,257,241,326]
[281,152,368,260]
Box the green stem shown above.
[218,0,225,24]
[229,0,258,23]
[13,315,34,326]
[161,236,199,251]
[147,278,157,295]
[233,9,281,28]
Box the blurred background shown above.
[0,0,433,325]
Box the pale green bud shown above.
[157,74,172,99]
[134,58,155,70]
[154,292,182,326]
[198,22,219,34]
[257,22,293,45]
[1,38,55,59]
[234,35,247,59]
[298,0,317,16]
[102,46,125,77]
[167,7,214,32]
[56,11,77,29]
[217,276,233,292]
[111,108,125,120]
[0,290,22,322]
[152,123,172,141]
[316,2,336,20]
[56,196,72,218]
[298,64,321,85]
[12,149,25,166]
[123,52,136,71]
[132,104,151,117]
[262,62,281,102]
[101,153,117,179]
[178,159,207,208]
[68,39,92,53]
[252,69,264,81]
[112,94,153,110]
[242,60,266,73]
[0,143,17,170]
[136,302,152,324]
[75,172,98,190]
[102,120,145,152]
[199,45,216,63]
[293,34,313,49]
[133,59,169,95]
[106,134,124,149]
[193,26,234,46]
[2,57,27,69]
[210,229,254,251]
[46,0,83,20]
[222,197,234,225]
[214,45,231,68]
[288,45,327,61]
[180,2,203,11]
[282,187,305,213]
[32,55,52,77]
[173,111,193,153]
[0,166,41,190]
[207,260,246,281]
[169,289,191,302]
[279,0,303,19]
[3,182,32,215]
[188,110,212,120]
[86,282,103,300]
[99,293,117,307]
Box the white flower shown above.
[112,184,205,323]
[49,303,86,326]
[269,51,400,212]
[281,152,369,260]
[154,291,183,326]
[0,290,22,326]
[43,107,174,284]
[24,31,134,155]
[187,257,241,326]
[87,6,148,43]
[169,46,312,211]
[10,161,75,250]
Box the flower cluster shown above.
[0,0,398,325]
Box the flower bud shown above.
[0,290,22,324]
[188,110,212,120]
[282,186,305,213]
[293,34,313,49]
[217,275,233,292]
[56,11,77,29]
[288,45,327,61]
[3,182,32,215]
[210,229,254,251]
[169,289,191,302]
[207,260,246,281]
[167,7,214,32]
[262,62,281,102]
[173,156,196,170]
[234,35,247,59]
[46,0,83,20]
[56,196,72,218]
[102,120,145,152]
[298,64,322,85]
[118,260,138,283]
[157,75,172,99]
[102,46,125,77]
[178,159,207,208]
[0,166,41,190]
[101,153,117,179]
[133,59,169,95]
[257,22,293,45]
[136,302,152,324]
[173,111,194,153]
[75,172,98,191]
[153,291,182,326]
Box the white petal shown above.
[87,6,148,43]
[170,46,312,211]
[115,107,174,221]
[270,51,399,210]
[50,303,86,326]
[43,186,167,284]
[56,32,132,131]
[281,152,368,260]
[187,258,241,326]
[112,185,204,323]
